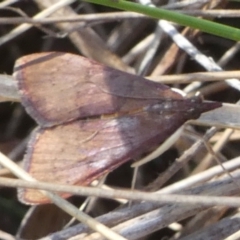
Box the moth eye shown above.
[190,96,201,103]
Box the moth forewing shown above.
[14,52,182,127]
[19,100,220,204]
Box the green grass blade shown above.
[84,0,240,41]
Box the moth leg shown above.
[131,126,184,168]
[130,126,184,191]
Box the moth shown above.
[13,52,221,204]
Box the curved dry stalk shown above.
[0,152,127,240]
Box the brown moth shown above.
[13,52,221,204]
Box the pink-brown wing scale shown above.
[18,99,220,204]
[13,52,182,127]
